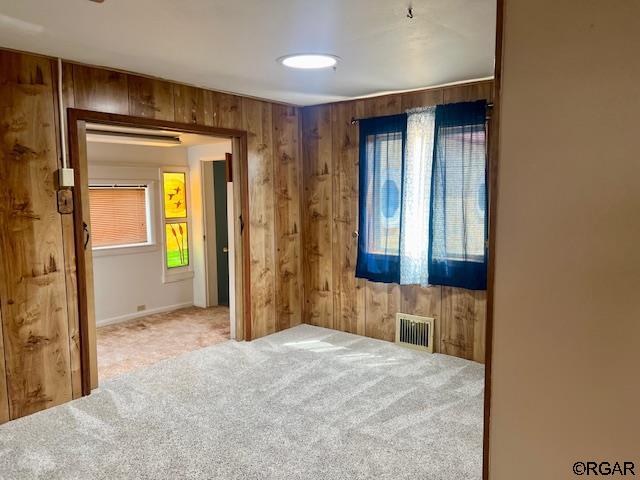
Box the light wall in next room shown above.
[87,142,193,326]
[187,142,233,310]
[301,80,493,363]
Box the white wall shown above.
[87,142,193,325]
[187,142,232,308]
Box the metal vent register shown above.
[395,313,435,353]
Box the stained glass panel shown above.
[165,222,189,268]
[162,172,187,219]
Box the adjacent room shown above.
[1,1,636,479]
[85,125,235,381]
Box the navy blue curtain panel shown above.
[428,100,488,290]
[356,113,407,283]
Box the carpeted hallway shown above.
[97,306,230,380]
[0,325,484,480]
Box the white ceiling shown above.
[0,0,496,106]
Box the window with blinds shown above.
[89,186,150,248]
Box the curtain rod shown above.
[350,102,494,125]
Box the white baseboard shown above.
[96,302,194,327]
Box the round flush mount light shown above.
[277,54,340,70]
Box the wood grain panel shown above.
[331,101,366,335]
[301,81,493,362]
[72,64,129,114]
[0,51,72,418]
[443,81,494,103]
[441,287,487,362]
[0,307,8,423]
[242,98,276,338]
[206,91,243,130]
[301,106,334,328]
[272,104,302,330]
[128,75,174,121]
[173,85,206,124]
[53,60,82,399]
[400,285,442,352]
[401,88,444,110]
[365,282,401,342]
[361,95,403,341]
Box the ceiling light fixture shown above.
[277,54,339,70]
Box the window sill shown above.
[163,269,194,284]
[92,243,158,258]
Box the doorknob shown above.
[222,247,229,253]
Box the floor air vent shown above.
[395,313,435,353]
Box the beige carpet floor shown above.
[0,325,484,479]
[97,306,230,381]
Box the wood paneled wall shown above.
[301,80,493,363]
[0,45,490,422]
[0,48,303,421]
[0,52,74,419]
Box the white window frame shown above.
[88,180,158,258]
[160,166,194,284]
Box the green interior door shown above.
[213,162,229,306]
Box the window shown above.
[355,100,488,290]
[161,171,189,269]
[89,185,150,249]
[355,114,407,284]
[428,101,488,290]
[366,131,403,255]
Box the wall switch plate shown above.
[58,168,75,188]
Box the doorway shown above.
[67,110,251,394]
[203,156,232,309]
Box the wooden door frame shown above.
[67,109,252,395]
[483,0,504,478]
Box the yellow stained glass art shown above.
[165,222,189,268]
[163,172,187,219]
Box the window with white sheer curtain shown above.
[356,100,488,290]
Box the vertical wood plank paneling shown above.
[55,61,82,399]
[301,106,334,328]
[128,75,175,121]
[362,94,402,342]
[472,290,487,363]
[0,51,72,418]
[72,64,129,114]
[230,137,245,341]
[206,91,243,130]
[272,105,302,330]
[301,80,493,361]
[0,306,8,423]
[443,81,494,103]
[173,84,206,124]
[242,98,276,338]
[331,101,366,335]
[401,88,444,110]
[441,287,487,362]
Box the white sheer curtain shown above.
[400,107,436,286]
